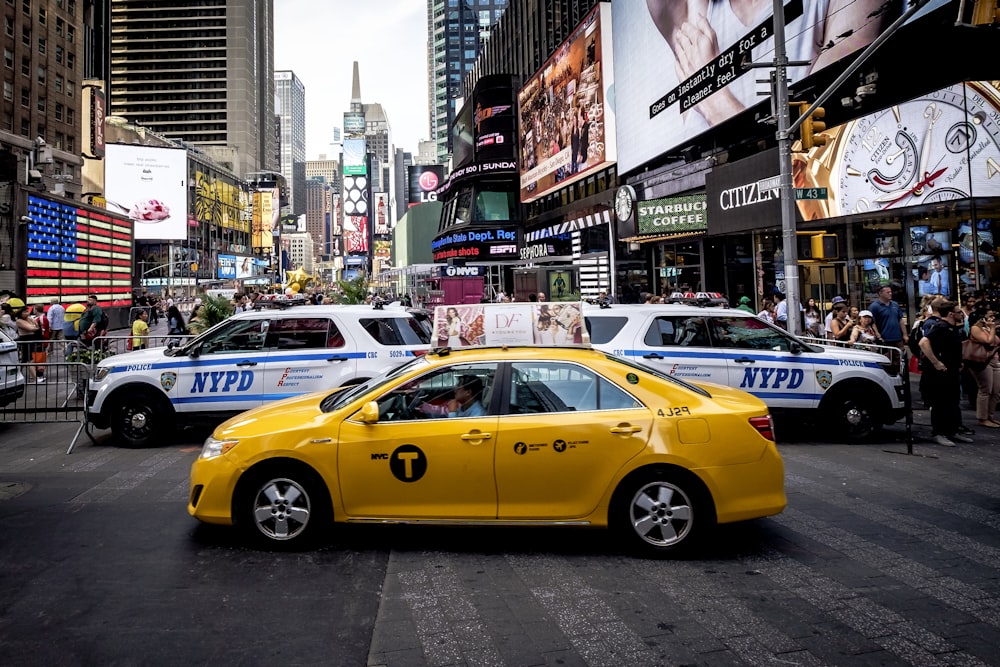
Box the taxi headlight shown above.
[201,436,240,459]
[93,367,110,382]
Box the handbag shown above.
[962,338,994,365]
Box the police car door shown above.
[709,315,819,409]
[261,315,358,400]
[634,314,730,387]
[174,317,268,413]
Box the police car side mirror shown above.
[356,401,380,424]
[789,340,803,354]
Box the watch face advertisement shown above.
[105,144,188,241]
[612,0,922,174]
[795,81,1000,219]
[407,165,445,208]
[518,3,616,203]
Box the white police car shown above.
[585,303,905,439]
[87,300,432,447]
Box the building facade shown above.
[274,69,306,217]
[108,0,276,178]
[426,0,508,166]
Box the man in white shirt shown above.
[774,292,788,329]
[929,256,950,296]
[47,298,66,342]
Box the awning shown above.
[525,209,612,243]
[621,231,706,244]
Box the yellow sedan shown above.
[188,345,785,555]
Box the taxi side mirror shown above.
[356,401,380,424]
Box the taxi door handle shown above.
[733,357,755,364]
[236,361,257,367]
[610,424,642,434]
[460,431,492,441]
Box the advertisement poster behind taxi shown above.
[433,303,587,348]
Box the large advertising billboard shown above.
[342,138,367,176]
[105,145,188,241]
[612,0,900,174]
[407,165,445,208]
[793,81,1000,220]
[518,3,616,203]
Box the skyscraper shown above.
[275,70,306,217]
[426,0,508,165]
[109,0,276,178]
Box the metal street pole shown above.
[773,0,800,336]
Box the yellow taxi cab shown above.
[189,303,786,555]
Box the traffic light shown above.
[800,105,826,151]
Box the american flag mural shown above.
[25,194,134,307]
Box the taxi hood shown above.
[214,390,330,440]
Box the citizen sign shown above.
[719,181,779,210]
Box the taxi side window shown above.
[265,318,334,350]
[644,316,710,347]
[375,363,497,422]
[708,316,792,351]
[199,320,268,354]
[509,362,641,414]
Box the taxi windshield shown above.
[320,356,430,412]
[603,352,712,398]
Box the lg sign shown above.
[407,165,445,208]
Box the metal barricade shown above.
[0,360,93,453]
[3,335,193,453]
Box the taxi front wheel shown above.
[613,471,709,556]
[238,466,331,549]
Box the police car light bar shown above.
[432,302,591,349]
[253,294,308,309]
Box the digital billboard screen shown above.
[612,0,898,174]
[407,165,445,208]
[105,144,188,241]
[518,3,616,203]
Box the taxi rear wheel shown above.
[110,390,173,448]
[613,470,708,556]
[238,466,330,549]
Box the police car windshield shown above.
[321,356,430,412]
[603,353,712,398]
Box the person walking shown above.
[869,285,907,350]
[966,304,1000,428]
[918,300,972,446]
[47,298,65,345]
[167,305,188,336]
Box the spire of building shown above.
[351,61,362,105]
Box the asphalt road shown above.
[1,410,1000,666]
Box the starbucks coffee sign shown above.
[637,193,707,235]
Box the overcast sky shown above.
[274,0,431,160]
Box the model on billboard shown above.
[645,0,888,129]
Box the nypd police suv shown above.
[584,302,905,439]
[87,299,432,447]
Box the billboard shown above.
[407,165,444,208]
[344,111,366,135]
[612,0,899,174]
[24,194,134,305]
[373,192,390,235]
[342,138,367,176]
[793,81,1000,220]
[518,3,616,203]
[105,144,188,241]
[251,190,274,253]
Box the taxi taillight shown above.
[412,349,427,356]
[749,415,775,441]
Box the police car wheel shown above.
[827,395,878,440]
[239,466,330,548]
[111,391,172,448]
[614,471,710,556]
